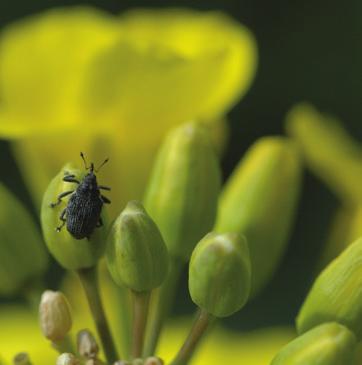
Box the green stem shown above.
[143,258,183,356]
[52,335,74,354]
[115,284,133,359]
[77,266,118,363]
[23,278,46,311]
[131,291,151,358]
[169,309,214,365]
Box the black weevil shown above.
[50,152,111,239]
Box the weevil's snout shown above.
[90,162,95,172]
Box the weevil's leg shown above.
[63,175,80,184]
[50,190,74,208]
[96,217,103,227]
[99,185,111,191]
[101,195,111,204]
[56,209,66,232]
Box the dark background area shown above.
[0,0,361,331]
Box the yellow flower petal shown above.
[83,9,257,131]
[0,6,119,137]
[0,7,256,211]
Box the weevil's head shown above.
[80,172,98,193]
[78,152,108,193]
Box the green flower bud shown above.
[215,137,301,296]
[13,353,32,365]
[189,232,251,317]
[106,201,169,292]
[286,103,362,203]
[271,322,356,365]
[144,122,221,261]
[56,354,79,365]
[39,290,72,342]
[0,183,48,296]
[77,329,99,359]
[41,164,108,270]
[297,237,362,340]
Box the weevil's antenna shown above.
[80,152,90,170]
[95,158,109,173]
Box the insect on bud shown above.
[297,237,362,340]
[56,353,79,365]
[271,322,357,365]
[39,290,72,342]
[144,121,221,262]
[106,201,169,292]
[215,136,301,296]
[189,232,251,318]
[77,329,99,359]
[0,183,48,296]
[41,164,108,270]
[13,353,32,365]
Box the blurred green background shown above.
[0,0,361,331]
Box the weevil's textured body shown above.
[50,154,111,240]
[66,173,103,239]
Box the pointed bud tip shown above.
[56,354,79,365]
[77,329,99,358]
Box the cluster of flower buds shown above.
[270,237,362,363]
[5,116,333,365]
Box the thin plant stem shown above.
[143,258,183,356]
[77,266,118,363]
[115,283,133,359]
[169,309,214,365]
[131,290,151,358]
[52,335,74,354]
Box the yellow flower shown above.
[0,6,257,212]
[0,6,259,363]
